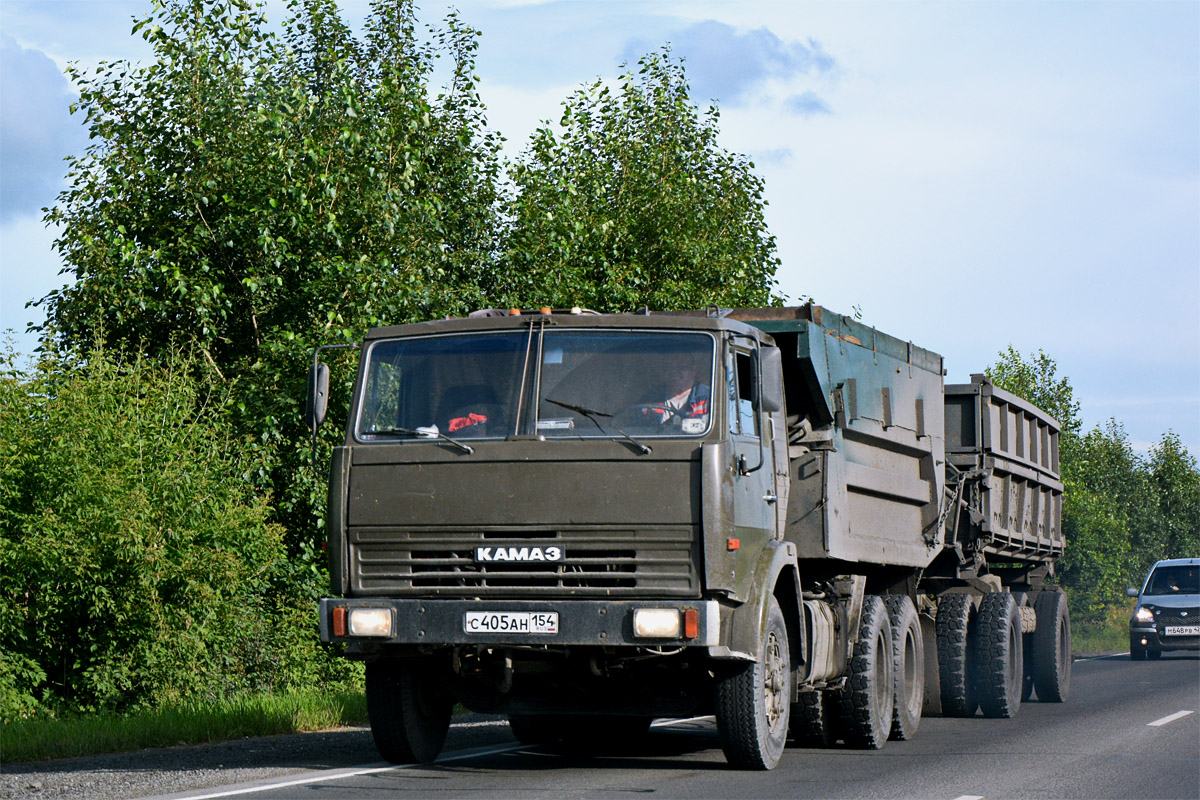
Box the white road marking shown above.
[1148,710,1195,727]
[952,795,984,800]
[158,716,718,799]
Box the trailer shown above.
[309,304,1068,769]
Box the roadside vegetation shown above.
[0,689,367,764]
[1,0,1195,764]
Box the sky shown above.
[1,0,1197,455]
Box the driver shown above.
[645,355,710,430]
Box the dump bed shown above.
[944,375,1064,562]
[733,306,947,570]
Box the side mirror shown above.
[1125,587,1140,598]
[758,347,784,413]
[306,362,330,431]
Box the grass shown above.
[0,689,368,764]
[1072,622,1128,654]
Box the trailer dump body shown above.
[944,376,1064,562]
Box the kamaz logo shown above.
[475,546,564,563]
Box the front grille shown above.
[1157,612,1200,628]
[351,527,699,597]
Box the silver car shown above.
[1126,558,1200,660]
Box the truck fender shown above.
[711,541,804,694]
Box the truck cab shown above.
[316,309,797,768]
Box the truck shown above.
[308,303,1070,770]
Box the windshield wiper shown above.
[366,426,474,455]
[545,398,652,455]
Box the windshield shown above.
[1145,565,1199,596]
[536,330,715,438]
[357,332,528,440]
[354,328,716,442]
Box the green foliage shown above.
[35,0,504,549]
[1,688,367,763]
[0,345,356,720]
[987,348,1199,625]
[494,50,781,312]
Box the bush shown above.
[0,343,356,720]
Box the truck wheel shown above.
[936,593,977,717]
[883,595,923,741]
[1032,591,1071,702]
[788,689,837,747]
[1011,592,1035,702]
[365,659,452,764]
[972,593,1023,719]
[838,594,894,749]
[715,596,791,769]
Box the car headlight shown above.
[1134,606,1155,623]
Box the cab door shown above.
[727,347,777,544]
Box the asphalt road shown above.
[4,651,1197,800]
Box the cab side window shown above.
[728,350,759,438]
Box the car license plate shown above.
[1162,625,1199,636]
[464,611,558,634]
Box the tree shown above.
[987,347,1200,623]
[35,0,503,543]
[492,51,781,312]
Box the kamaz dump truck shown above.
[309,304,1069,770]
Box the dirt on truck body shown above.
[309,304,1069,769]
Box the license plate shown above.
[1162,625,1199,636]
[464,611,559,634]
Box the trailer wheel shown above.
[936,593,977,717]
[838,594,894,749]
[788,689,837,747]
[366,659,453,764]
[883,595,923,741]
[1032,591,1071,702]
[1011,592,1035,702]
[972,593,1023,719]
[715,596,790,769]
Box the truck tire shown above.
[715,596,791,769]
[972,592,1023,719]
[365,659,453,764]
[1011,592,1035,702]
[837,595,894,749]
[883,595,923,741]
[788,689,837,747]
[1032,591,1071,702]
[936,593,977,717]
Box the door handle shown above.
[763,493,777,504]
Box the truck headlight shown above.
[1134,606,1155,623]
[348,608,394,637]
[633,608,681,639]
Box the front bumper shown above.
[1129,625,1200,652]
[319,597,721,649]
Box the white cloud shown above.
[0,36,84,223]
